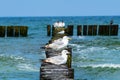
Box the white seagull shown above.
[45,36,71,50]
[42,50,70,65]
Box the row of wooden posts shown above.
[47,24,118,36]
[40,27,74,80]
[0,26,28,37]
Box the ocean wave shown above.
[17,63,39,72]
[0,54,25,61]
[78,63,120,68]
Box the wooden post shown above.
[83,25,87,36]
[88,25,93,36]
[7,26,14,37]
[110,25,118,36]
[66,25,74,36]
[20,26,28,37]
[66,48,72,68]
[14,26,20,37]
[41,27,74,80]
[0,26,5,37]
[47,25,51,36]
[99,25,111,36]
[93,25,97,36]
[98,25,103,36]
[52,25,55,36]
[77,25,82,36]
[40,63,74,80]
[88,25,97,36]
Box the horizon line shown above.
[0,15,120,17]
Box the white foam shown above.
[0,54,25,61]
[17,63,39,72]
[79,63,120,68]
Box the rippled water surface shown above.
[0,16,120,80]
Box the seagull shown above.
[45,36,71,50]
[42,50,70,65]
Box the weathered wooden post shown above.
[110,25,118,36]
[92,25,97,36]
[99,25,110,36]
[0,26,5,37]
[83,25,87,36]
[88,25,97,36]
[41,26,74,80]
[88,25,93,36]
[77,25,82,36]
[66,25,74,36]
[98,25,104,36]
[14,26,20,37]
[7,26,14,37]
[47,25,51,36]
[66,48,72,68]
[20,26,28,37]
[52,25,55,36]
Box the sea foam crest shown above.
[79,63,120,68]
[17,63,39,72]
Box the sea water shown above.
[0,16,120,80]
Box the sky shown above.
[0,0,120,16]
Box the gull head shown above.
[61,50,70,56]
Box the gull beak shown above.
[67,52,71,55]
[68,38,72,40]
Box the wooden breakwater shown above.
[47,24,119,36]
[40,27,74,80]
[0,26,28,37]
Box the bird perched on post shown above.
[42,50,70,65]
[45,36,71,51]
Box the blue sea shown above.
[0,16,120,80]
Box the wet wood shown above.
[99,25,118,36]
[40,63,74,80]
[110,25,118,36]
[41,27,74,80]
[66,25,74,36]
[83,25,87,36]
[47,25,51,36]
[77,25,82,36]
[0,26,5,37]
[20,26,28,37]
[7,26,14,37]
[14,26,20,37]
[47,24,118,36]
[0,26,28,37]
[92,25,97,35]
[88,25,97,36]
